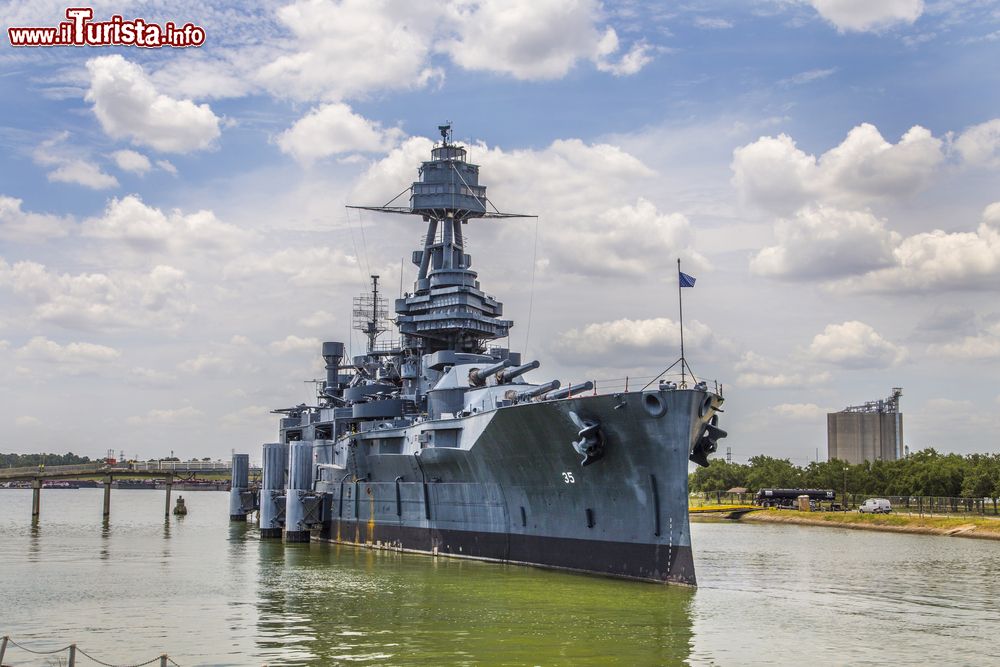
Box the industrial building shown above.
[827,388,903,464]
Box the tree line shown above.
[690,449,1000,499]
[1,452,93,468]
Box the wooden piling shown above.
[164,475,173,517]
[31,478,41,520]
[103,475,112,519]
[68,643,76,666]
[1,635,8,665]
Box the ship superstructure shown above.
[235,126,727,584]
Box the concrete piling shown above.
[31,478,41,520]
[260,443,289,538]
[103,476,112,519]
[164,475,173,518]
[284,441,314,543]
[230,453,250,521]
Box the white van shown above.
[859,498,892,514]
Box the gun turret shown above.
[542,381,594,401]
[517,380,560,401]
[497,360,540,384]
[468,359,514,387]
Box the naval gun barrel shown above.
[543,381,594,401]
[497,360,540,384]
[468,358,513,386]
[517,380,560,401]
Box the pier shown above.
[0,462,236,522]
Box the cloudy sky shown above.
[1,0,999,464]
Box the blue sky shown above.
[1,0,999,464]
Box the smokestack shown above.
[322,341,345,390]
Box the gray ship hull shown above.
[313,388,711,585]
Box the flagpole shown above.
[678,258,686,387]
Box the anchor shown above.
[689,415,727,467]
[568,411,605,466]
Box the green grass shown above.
[748,509,1000,537]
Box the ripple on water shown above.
[2,491,999,665]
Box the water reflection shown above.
[27,521,41,562]
[253,539,694,665]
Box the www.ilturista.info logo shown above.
[7,8,206,48]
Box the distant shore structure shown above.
[827,388,903,464]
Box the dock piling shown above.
[31,478,41,521]
[68,643,76,666]
[164,474,173,518]
[102,475,112,519]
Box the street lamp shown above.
[843,464,849,511]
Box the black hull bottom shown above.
[318,519,695,585]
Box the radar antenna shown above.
[438,123,452,145]
[352,275,388,353]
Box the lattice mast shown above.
[352,274,388,353]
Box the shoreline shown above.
[736,509,1000,541]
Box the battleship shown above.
[231,125,727,585]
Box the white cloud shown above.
[15,337,121,372]
[221,405,274,430]
[546,198,706,278]
[277,103,405,164]
[927,321,1000,361]
[299,310,337,328]
[595,40,654,77]
[33,133,118,190]
[257,0,441,101]
[0,195,72,242]
[772,403,829,420]
[693,17,733,29]
[0,259,192,331]
[81,195,247,254]
[179,353,235,376]
[86,55,221,153]
[127,366,178,388]
[111,149,152,174]
[47,160,120,189]
[446,0,651,80]
[156,160,178,175]
[150,52,256,100]
[809,0,923,32]
[954,118,1000,168]
[734,351,830,388]
[750,206,900,279]
[553,317,720,364]
[780,68,836,86]
[732,123,945,214]
[269,335,321,354]
[808,321,906,368]
[127,406,203,425]
[225,246,371,288]
[254,0,648,102]
[15,416,41,427]
[833,202,1000,292]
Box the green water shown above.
[1,489,999,665]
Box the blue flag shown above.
[679,271,696,288]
